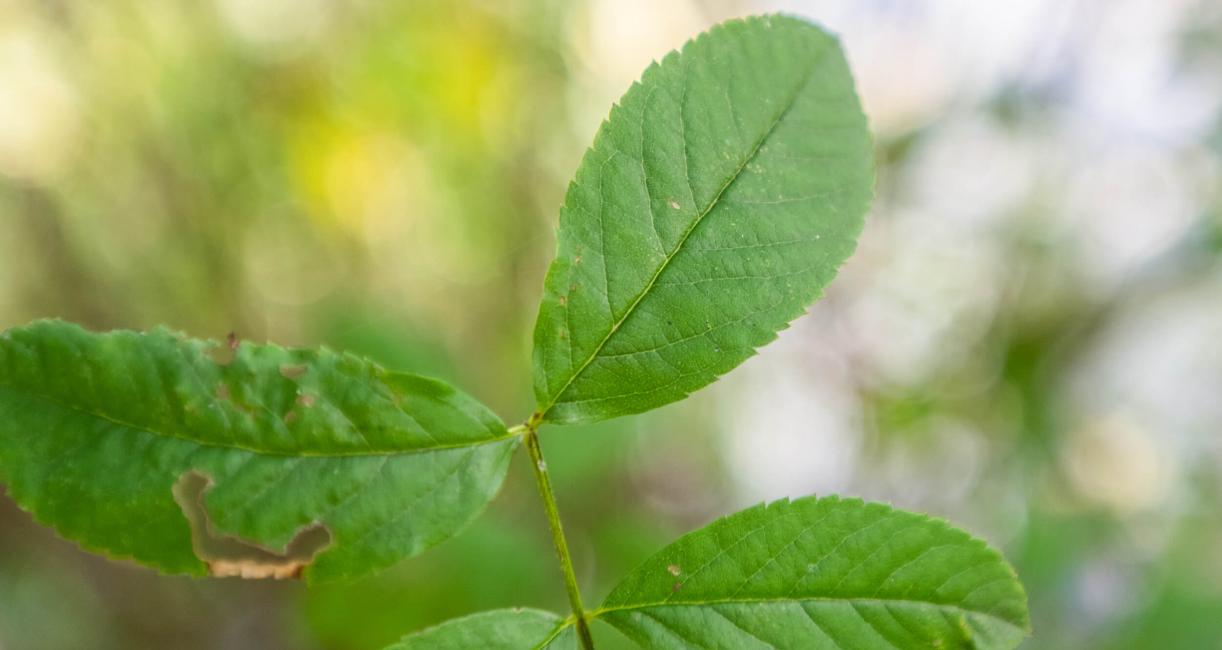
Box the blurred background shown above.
[0,0,1219,648]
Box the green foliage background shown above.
[0,1,1218,648]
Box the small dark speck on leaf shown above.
[226,332,239,350]
[672,582,682,592]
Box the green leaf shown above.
[385,608,575,650]
[532,15,873,424]
[0,320,517,582]
[594,496,1030,649]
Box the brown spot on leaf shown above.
[279,364,308,380]
[672,581,683,592]
[283,410,299,424]
[667,564,681,576]
[207,558,308,580]
[207,342,237,366]
[296,393,316,408]
[172,472,331,580]
[226,332,240,350]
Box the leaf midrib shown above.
[538,49,823,419]
[0,383,517,458]
[531,616,578,650]
[592,595,1026,631]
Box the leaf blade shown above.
[532,15,874,423]
[595,496,1030,649]
[0,320,516,581]
[384,609,575,650]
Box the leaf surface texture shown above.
[596,496,1030,649]
[385,608,575,650]
[0,320,516,581]
[532,15,873,423]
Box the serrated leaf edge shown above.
[594,496,1031,637]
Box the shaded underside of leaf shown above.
[0,320,516,581]
[596,496,1030,649]
[384,608,575,650]
[532,14,874,424]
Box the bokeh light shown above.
[1,0,1219,648]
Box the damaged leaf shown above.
[172,471,331,580]
[0,320,518,582]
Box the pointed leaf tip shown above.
[531,15,874,424]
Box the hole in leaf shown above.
[172,471,331,580]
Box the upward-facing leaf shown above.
[595,496,1030,649]
[384,608,576,650]
[0,320,516,581]
[532,15,873,424]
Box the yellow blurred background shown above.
[1,0,1219,648]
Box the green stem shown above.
[522,415,596,649]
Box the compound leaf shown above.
[532,15,873,424]
[385,608,575,650]
[595,496,1030,649]
[0,320,517,582]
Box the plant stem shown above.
[523,416,596,649]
